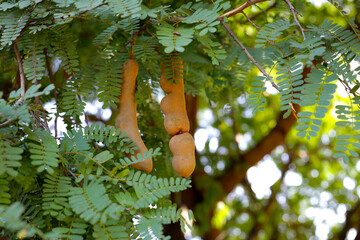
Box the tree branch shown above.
[220,18,268,78]
[44,48,58,137]
[335,201,360,240]
[0,119,16,128]
[246,150,293,240]
[219,104,299,194]
[218,0,270,19]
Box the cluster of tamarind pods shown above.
[115,57,196,178]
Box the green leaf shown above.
[94,151,114,164]
[0,10,29,48]
[25,129,59,175]
[42,173,71,217]
[157,23,194,53]
[69,180,121,224]
[93,220,129,239]
[108,0,141,18]
[0,140,23,177]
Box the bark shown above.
[218,0,270,19]
[219,103,299,194]
[334,201,360,240]
[185,94,198,136]
[246,155,293,240]
[164,222,186,240]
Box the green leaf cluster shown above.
[250,8,360,161]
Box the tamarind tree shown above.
[1,0,360,239]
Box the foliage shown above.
[0,102,191,238]
[1,0,360,239]
[0,0,198,234]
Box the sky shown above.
[308,0,328,7]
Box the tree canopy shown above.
[1,0,360,239]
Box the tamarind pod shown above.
[115,59,152,173]
[159,58,194,176]
[169,132,196,177]
[159,94,190,133]
[159,94,171,114]
[164,113,190,135]
[159,94,190,135]
[160,95,190,135]
[159,62,189,135]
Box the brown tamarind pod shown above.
[159,60,190,135]
[115,59,152,173]
[169,132,196,178]
[160,96,190,135]
[160,57,195,177]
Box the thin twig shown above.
[0,119,16,128]
[63,152,119,180]
[242,11,260,31]
[250,1,278,21]
[30,110,41,128]
[1,38,28,127]
[339,77,358,97]
[77,95,90,127]
[66,169,78,179]
[66,169,83,187]
[130,31,139,59]
[218,0,270,20]
[220,18,280,91]
[270,82,279,91]
[292,6,303,17]
[62,116,82,126]
[67,16,112,25]
[112,38,133,58]
[59,3,111,25]
[283,0,306,40]
[78,2,108,15]
[44,48,55,86]
[14,38,26,98]
[76,95,100,150]
[44,48,59,138]
[220,19,267,76]
[34,79,50,130]
[112,21,151,59]
[242,11,275,45]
